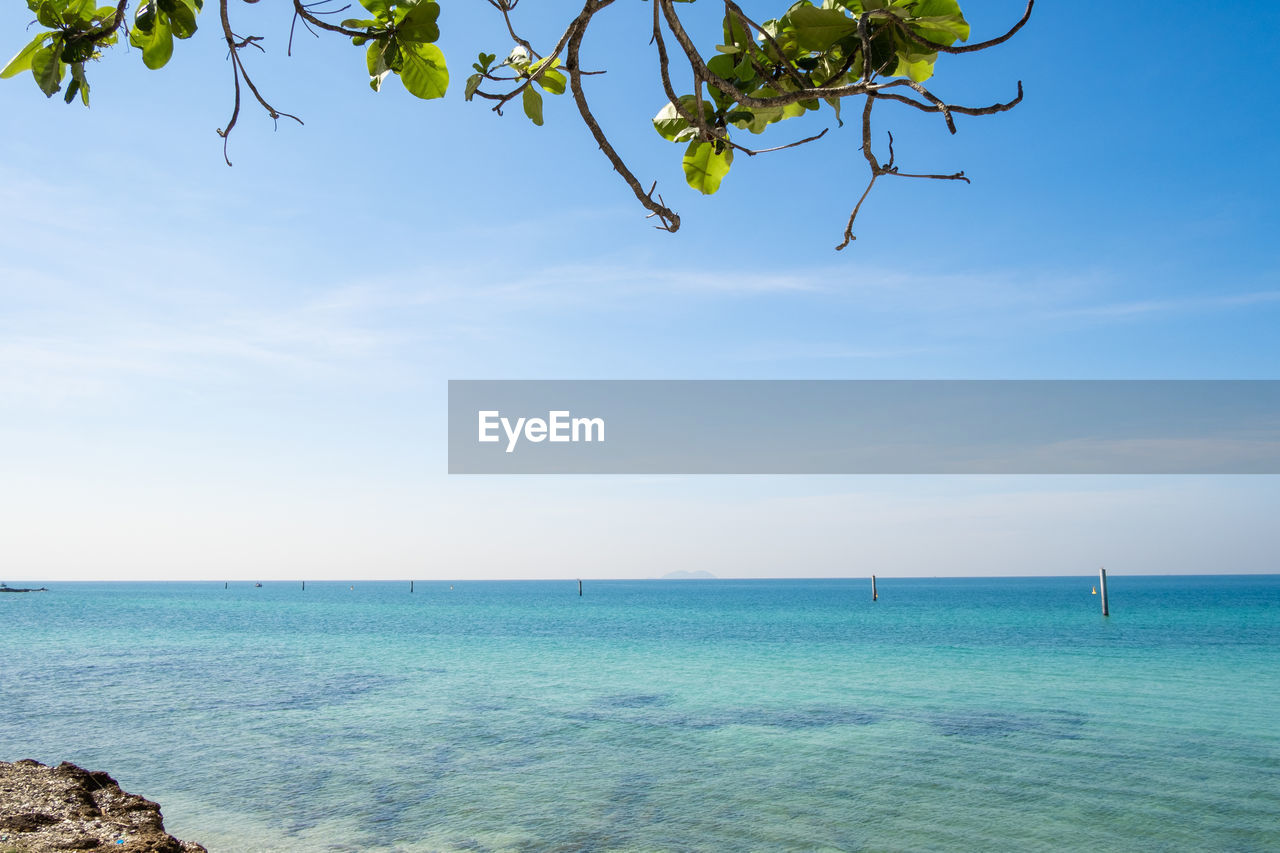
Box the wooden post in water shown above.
[410,580,414,593]
[302,580,305,591]
[1099,567,1109,617]
[578,578,583,597]
[224,581,228,589]
[872,575,878,602]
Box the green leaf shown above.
[58,33,96,64]
[397,40,447,99]
[65,0,94,23]
[130,0,177,69]
[732,51,758,83]
[895,54,934,81]
[1,32,51,79]
[134,10,174,69]
[786,3,857,52]
[722,11,750,52]
[653,95,713,142]
[367,39,390,90]
[36,1,63,28]
[464,72,482,101]
[825,95,842,126]
[910,18,969,47]
[522,83,543,126]
[397,0,439,43]
[743,102,783,133]
[900,0,969,44]
[30,42,63,97]
[891,31,936,83]
[531,58,565,95]
[705,52,738,82]
[536,68,565,95]
[708,84,735,113]
[134,1,156,33]
[682,138,732,194]
[382,39,403,71]
[71,59,88,105]
[168,0,198,39]
[359,0,391,18]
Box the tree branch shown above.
[871,80,1024,130]
[659,0,874,110]
[217,0,303,166]
[894,0,1034,55]
[291,0,368,40]
[566,0,679,232]
[486,0,536,60]
[730,127,828,156]
[723,0,808,92]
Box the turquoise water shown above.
[2,577,1278,852]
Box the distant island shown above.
[660,570,717,580]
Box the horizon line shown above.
[4,572,1277,584]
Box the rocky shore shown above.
[0,761,204,853]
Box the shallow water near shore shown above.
[2,576,1278,852]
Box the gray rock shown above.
[0,760,205,853]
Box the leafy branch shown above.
[2,0,1034,248]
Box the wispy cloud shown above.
[728,342,938,362]
[1046,289,1280,320]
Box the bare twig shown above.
[836,174,879,250]
[567,0,679,232]
[893,0,1034,55]
[871,80,1023,131]
[730,127,828,156]
[651,0,718,142]
[87,0,128,40]
[484,7,589,114]
[291,0,368,39]
[288,7,321,56]
[486,0,537,60]
[217,0,302,166]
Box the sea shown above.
[1,576,1277,852]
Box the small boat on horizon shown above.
[0,583,48,593]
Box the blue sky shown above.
[2,1,1278,579]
